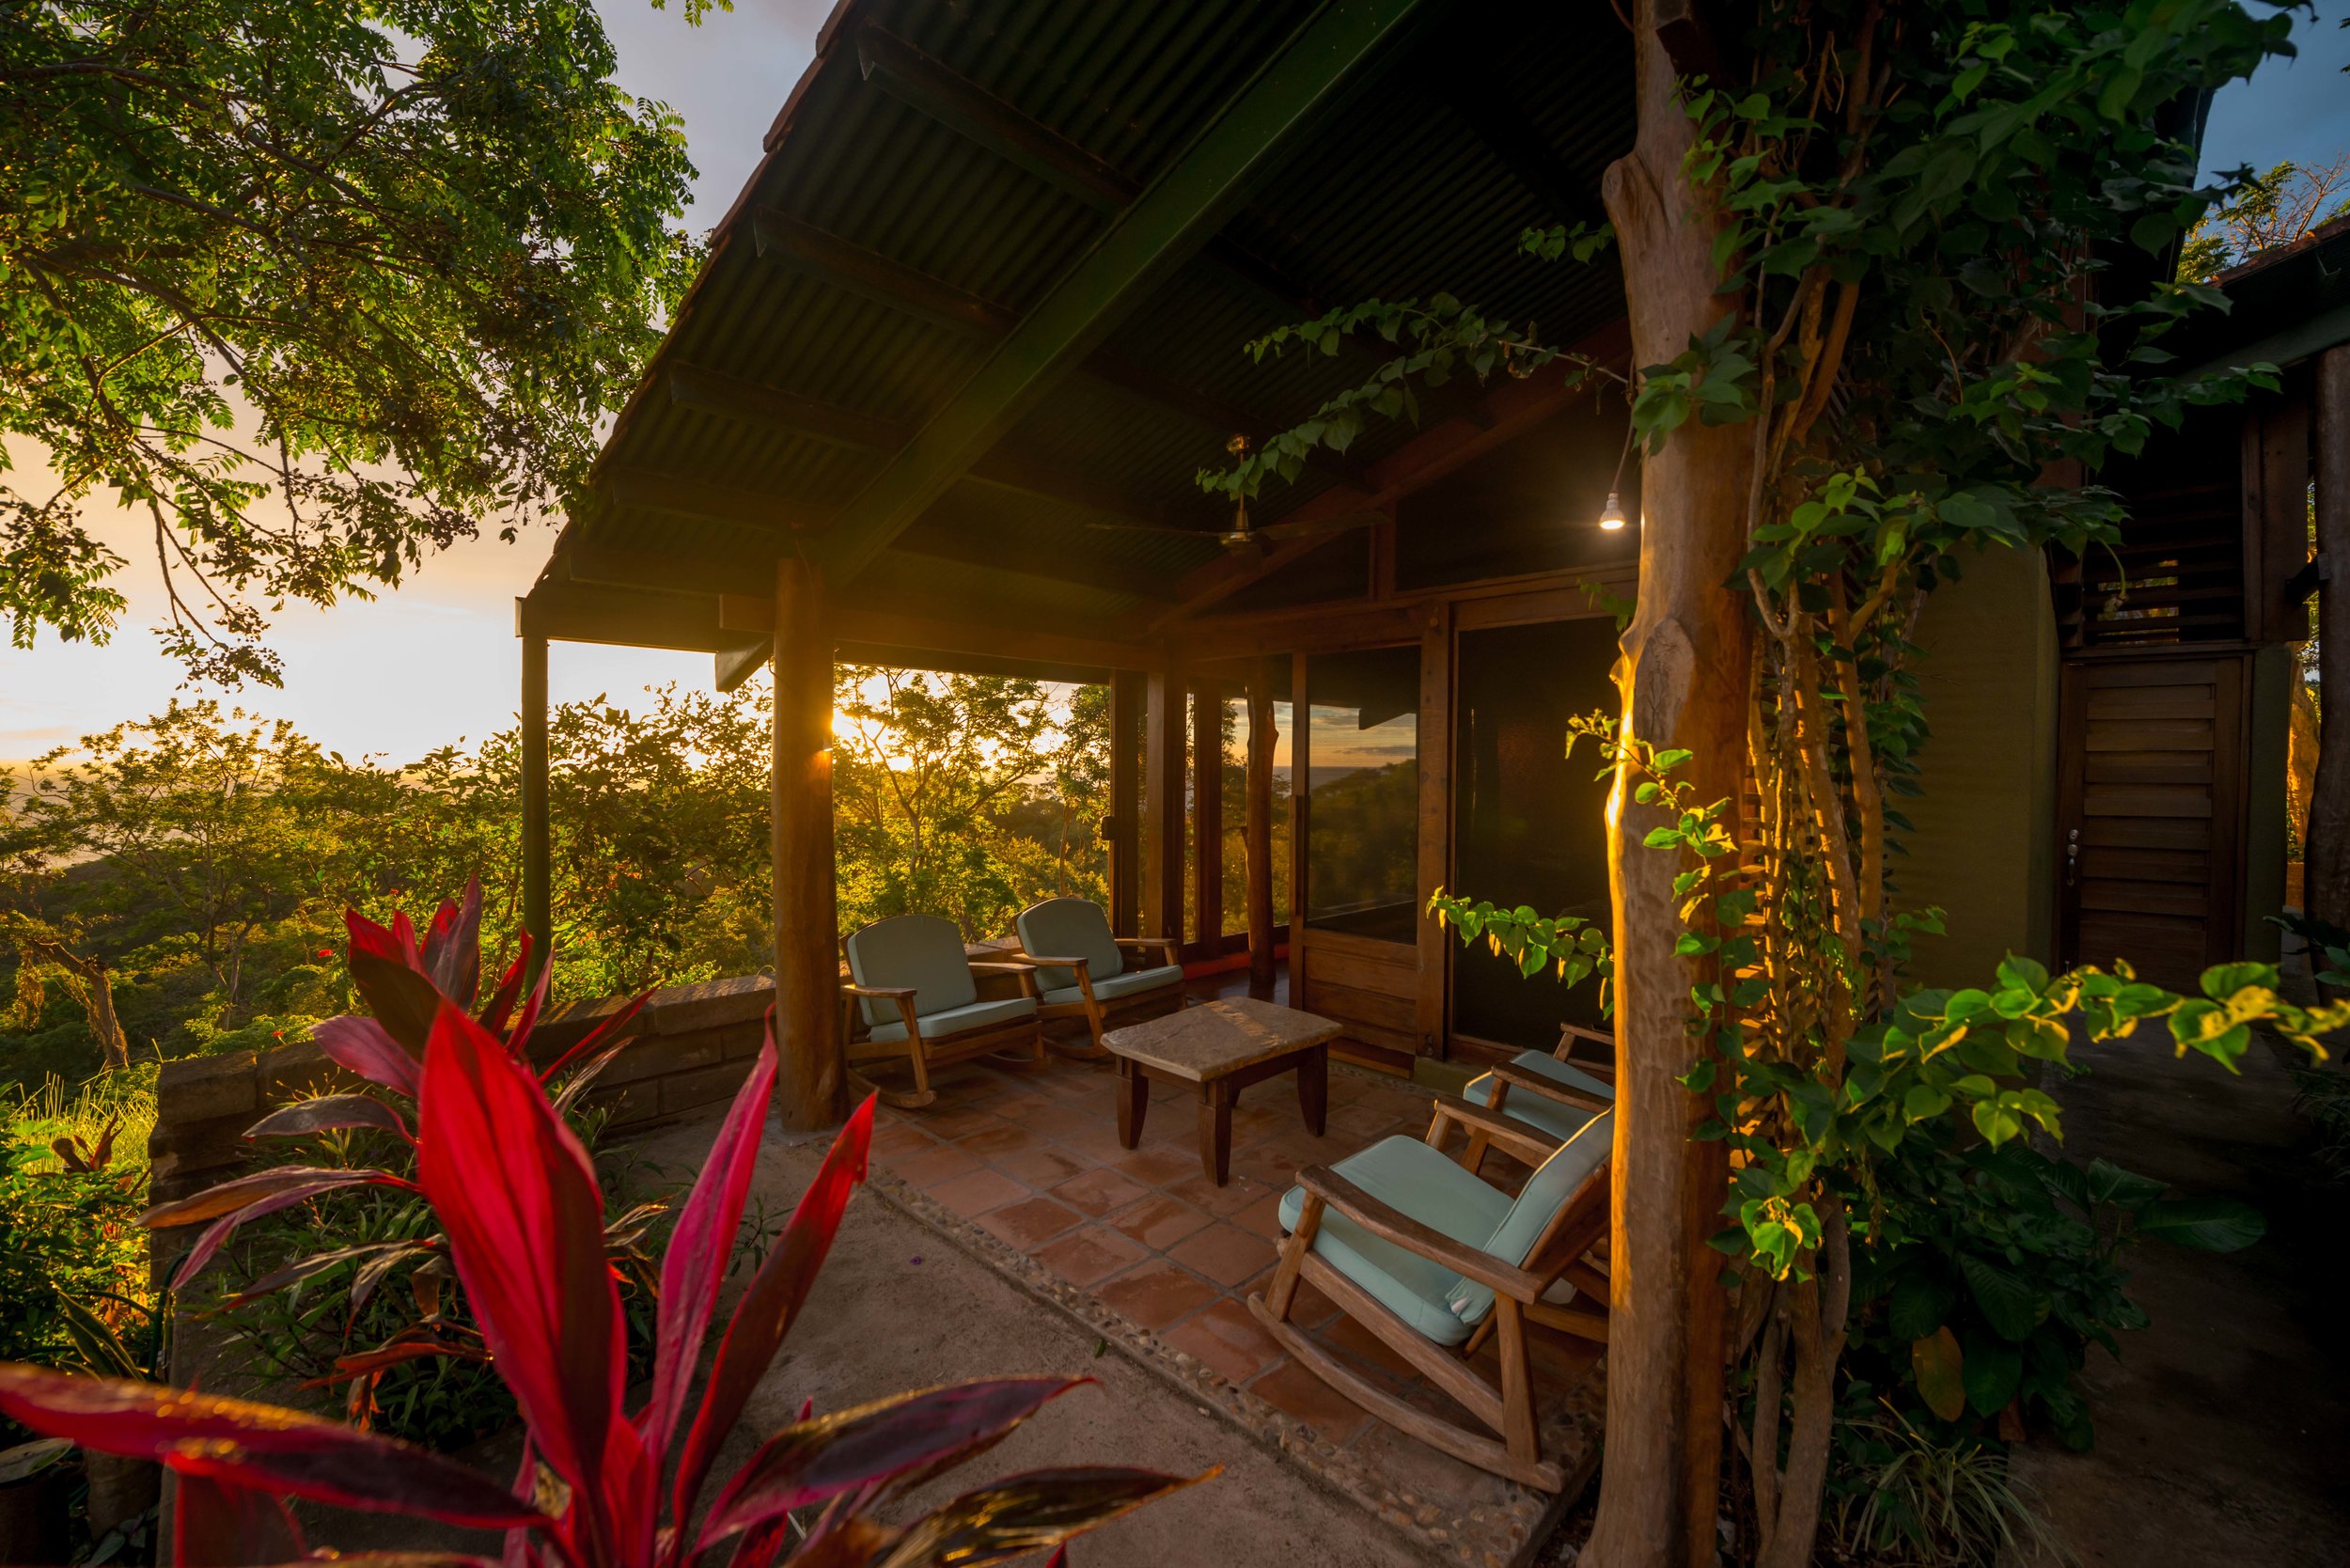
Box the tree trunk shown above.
[1580,6,1756,1565]
[2309,347,2350,945]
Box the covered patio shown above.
[500,0,1652,1557]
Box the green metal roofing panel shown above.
[528,0,1638,672]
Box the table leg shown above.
[1297,1043,1328,1137]
[1197,1080,1233,1185]
[1117,1059,1149,1150]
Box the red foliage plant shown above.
[0,890,1207,1566]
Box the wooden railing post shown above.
[1247,658,1278,999]
[1109,670,1144,937]
[772,556,843,1130]
[1193,679,1224,954]
[1143,651,1187,948]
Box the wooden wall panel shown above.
[2059,654,2248,989]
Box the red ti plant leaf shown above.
[0,1365,547,1531]
[312,1015,424,1098]
[873,1466,1216,1567]
[245,1092,412,1144]
[671,1084,875,1529]
[146,1169,410,1292]
[415,999,648,1562]
[348,909,446,1055]
[175,1471,304,1567]
[638,1034,776,1464]
[478,931,536,1036]
[531,988,650,1085]
[696,1378,1090,1550]
[421,879,484,1007]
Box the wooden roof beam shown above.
[515,584,761,655]
[818,0,1427,588]
[712,599,1153,691]
[854,24,1328,321]
[565,525,1172,606]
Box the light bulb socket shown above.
[1597,491,1628,531]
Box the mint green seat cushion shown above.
[1039,964,1183,1009]
[869,995,1038,1044]
[1277,1111,1615,1344]
[846,914,977,1029]
[1015,898,1124,994]
[1465,1052,1615,1144]
[1277,1136,1510,1345]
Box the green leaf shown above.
[1962,1334,2023,1417]
[2135,1197,2264,1252]
[1911,1327,1967,1422]
[1959,1253,2047,1342]
[1888,1271,1955,1341]
[2085,1158,2168,1209]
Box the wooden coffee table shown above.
[1103,998,1340,1185]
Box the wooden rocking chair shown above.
[1248,1104,1613,1491]
[838,914,1047,1110]
[1436,1022,1617,1171]
[1010,897,1184,1059]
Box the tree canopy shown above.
[0,0,707,683]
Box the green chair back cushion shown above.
[845,914,977,1028]
[1480,1108,1613,1270]
[1465,1051,1614,1143]
[1015,898,1125,994]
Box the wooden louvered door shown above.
[2057,653,2248,988]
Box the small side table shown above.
[1103,998,1340,1184]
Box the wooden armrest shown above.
[1015,953,1091,973]
[1488,1059,1612,1114]
[967,961,1039,976]
[840,983,916,999]
[1296,1165,1543,1302]
[1425,1090,1562,1162]
[1116,935,1181,963]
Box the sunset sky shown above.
[5,0,2346,766]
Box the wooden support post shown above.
[1194,681,1225,955]
[1416,602,1453,1056]
[1109,671,1144,937]
[1289,651,1311,1007]
[1144,653,1188,947]
[772,557,842,1131]
[520,633,552,978]
[2310,346,2350,946]
[1247,658,1278,1000]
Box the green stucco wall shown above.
[1899,543,2059,988]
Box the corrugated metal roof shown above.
[524,0,1636,674]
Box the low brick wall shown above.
[147,975,778,1216]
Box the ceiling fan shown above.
[1086,435,1388,558]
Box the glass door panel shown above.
[1304,645,1420,944]
[1451,618,1619,1044]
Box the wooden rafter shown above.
[1154,319,1633,626]
[603,465,830,533]
[514,584,762,655]
[814,0,1430,588]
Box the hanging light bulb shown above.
[1591,402,1637,532]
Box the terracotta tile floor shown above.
[865,1008,1603,1516]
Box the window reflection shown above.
[1306,646,1419,943]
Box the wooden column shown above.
[772,557,842,1131]
[1143,652,1187,945]
[1288,650,1311,1007]
[520,633,552,977]
[1108,671,1144,937]
[1414,602,1453,1056]
[1193,680,1224,955]
[2309,347,2350,946]
[1246,658,1278,999]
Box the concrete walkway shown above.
[627,1108,1438,1568]
[2013,1028,2350,1567]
